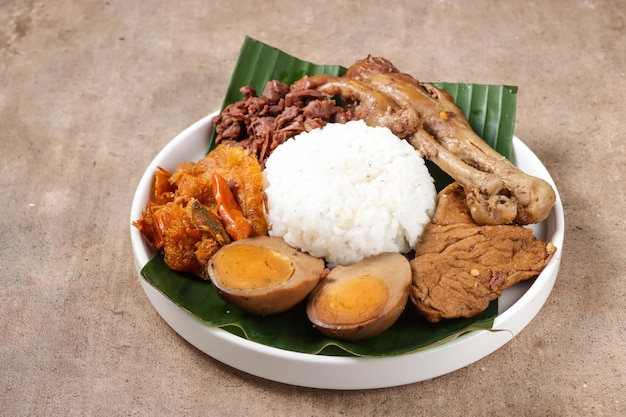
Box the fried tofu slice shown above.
[409,183,556,322]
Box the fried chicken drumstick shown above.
[293,56,556,226]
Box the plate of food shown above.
[129,38,563,389]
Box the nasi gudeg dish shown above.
[134,56,556,342]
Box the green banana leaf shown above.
[140,36,518,357]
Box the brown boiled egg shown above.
[306,252,411,342]
[207,236,326,315]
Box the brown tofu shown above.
[409,183,556,322]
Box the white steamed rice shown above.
[262,120,436,267]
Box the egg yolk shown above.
[313,275,390,325]
[212,244,295,290]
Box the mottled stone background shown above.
[1,1,625,416]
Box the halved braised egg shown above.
[207,236,326,315]
[306,252,411,342]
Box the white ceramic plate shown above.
[130,112,564,390]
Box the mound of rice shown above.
[262,120,436,267]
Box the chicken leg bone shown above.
[293,56,556,225]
